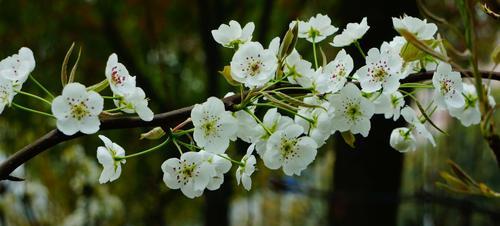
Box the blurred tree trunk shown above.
[329,1,418,226]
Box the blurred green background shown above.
[0,0,499,225]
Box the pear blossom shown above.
[447,83,494,127]
[233,108,260,143]
[191,97,237,154]
[356,48,403,93]
[322,49,354,93]
[291,14,338,43]
[0,47,35,85]
[331,17,369,47]
[295,96,333,146]
[432,63,464,108]
[230,42,278,88]
[401,106,436,146]
[200,150,232,191]
[254,108,294,156]
[211,20,255,48]
[284,50,314,85]
[161,152,215,198]
[0,77,15,114]
[392,15,437,40]
[113,87,154,121]
[389,127,417,152]
[373,91,405,120]
[263,124,317,176]
[328,83,374,137]
[105,53,136,96]
[51,83,104,135]
[308,68,331,94]
[96,135,126,184]
[236,144,257,191]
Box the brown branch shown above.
[1,70,500,180]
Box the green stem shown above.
[243,108,272,135]
[172,138,183,155]
[177,140,202,151]
[174,128,194,137]
[105,106,127,112]
[354,41,366,59]
[15,90,52,105]
[102,96,121,100]
[256,103,314,124]
[312,37,319,69]
[11,102,54,118]
[115,137,171,160]
[29,75,55,100]
[217,154,245,167]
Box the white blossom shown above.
[389,127,417,152]
[51,83,104,135]
[322,49,354,93]
[432,62,464,108]
[263,124,317,176]
[230,42,278,88]
[0,47,35,85]
[113,87,154,121]
[331,17,369,47]
[356,48,403,93]
[211,20,255,48]
[96,135,126,184]
[447,83,490,127]
[161,152,215,198]
[284,50,314,85]
[291,14,338,43]
[401,106,436,146]
[233,108,261,143]
[0,76,15,114]
[236,144,257,191]
[105,53,136,96]
[392,15,437,40]
[373,91,405,120]
[200,150,232,191]
[192,97,237,154]
[295,96,333,146]
[328,83,374,137]
[254,108,294,156]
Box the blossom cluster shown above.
[1,13,495,199]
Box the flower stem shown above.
[116,137,171,160]
[29,75,55,100]
[173,128,194,137]
[11,102,54,118]
[105,106,127,112]
[217,154,244,167]
[102,96,121,99]
[312,38,319,69]
[172,138,183,155]
[354,41,366,59]
[15,90,52,105]
[243,108,272,135]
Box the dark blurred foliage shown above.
[0,0,498,226]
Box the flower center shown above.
[280,138,298,160]
[439,79,452,94]
[345,102,362,121]
[332,64,346,79]
[111,66,125,85]
[175,161,199,185]
[71,102,90,120]
[308,28,320,39]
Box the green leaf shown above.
[278,21,298,60]
[341,131,355,148]
[398,29,449,63]
[320,47,327,68]
[61,42,75,86]
[140,127,166,140]
[87,79,109,92]
[447,160,478,186]
[218,66,240,86]
[491,44,500,65]
[68,46,82,84]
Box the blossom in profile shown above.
[211,20,255,48]
[392,15,437,40]
[390,127,417,152]
[236,144,257,191]
[0,47,36,85]
[105,53,136,96]
[331,17,370,47]
[96,135,126,184]
[113,87,154,121]
[291,14,338,43]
